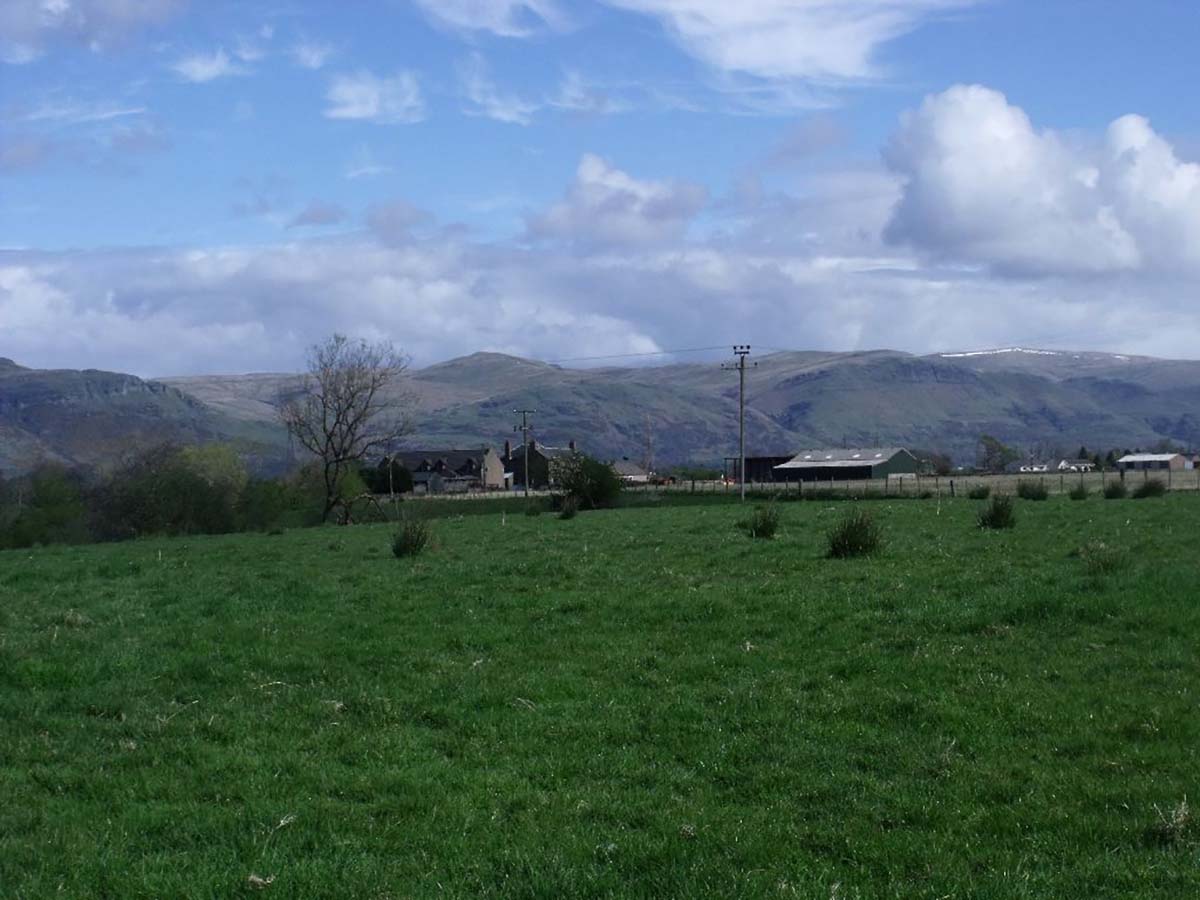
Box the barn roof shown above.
[1118,453,1184,462]
[774,447,912,470]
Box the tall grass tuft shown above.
[391,516,430,558]
[1016,480,1049,500]
[557,495,579,520]
[1133,479,1166,499]
[826,507,882,558]
[978,494,1016,530]
[741,502,780,539]
[1076,539,1128,575]
[1068,483,1089,500]
[1103,481,1128,499]
[967,485,991,500]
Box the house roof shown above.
[506,442,576,461]
[388,448,492,471]
[774,447,912,470]
[1118,453,1184,462]
[612,458,648,477]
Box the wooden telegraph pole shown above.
[513,408,535,498]
[722,345,754,501]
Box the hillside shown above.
[0,358,288,476]
[4,347,1200,475]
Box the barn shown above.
[1117,453,1192,472]
[772,447,918,482]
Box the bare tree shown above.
[281,334,411,522]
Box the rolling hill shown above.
[2,347,1198,476]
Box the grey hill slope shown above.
[2,348,1198,476]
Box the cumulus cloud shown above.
[290,39,333,70]
[324,70,424,124]
[365,200,434,246]
[411,0,567,37]
[171,47,246,82]
[883,84,1200,275]
[527,154,708,246]
[602,0,977,83]
[0,0,186,63]
[459,54,539,125]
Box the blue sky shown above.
[2,1,1199,375]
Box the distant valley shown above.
[3,347,1199,477]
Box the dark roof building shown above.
[385,446,505,489]
[773,447,917,481]
[502,440,577,489]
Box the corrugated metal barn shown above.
[772,447,918,482]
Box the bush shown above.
[1133,479,1166,499]
[1068,483,1089,500]
[552,453,623,509]
[1016,480,1049,500]
[826,507,881,558]
[391,517,430,558]
[1076,539,1128,576]
[524,503,542,517]
[741,502,780,539]
[978,494,1016,530]
[1103,481,1128,499]
[967,485,991,500]
[557,496,578,520]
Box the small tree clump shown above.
[967,485,991,500]
[978,494,1016,530]
[1016,480,1049,501]
[1132,479,1167,499]
[552,453,623,510]
[826,507,882,558]
[741,502,780,539]
[1103,481,1128,499]
[1068,483,1089,501]
[391,516,430,558]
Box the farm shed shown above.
[1117,453,1192,472]
[773,447,918,482]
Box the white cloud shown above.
[459,54,539,125]
[527,154,708,245]
[0,0,186,63]
[547,71,629,115]
[171,47,246,82]
[411,0,568,37]
[883,84,1200,275]
[344,144,390,179]
[288,202,348,228]
[601,0,977,83]
[18,100,146,125]
[324,70,424,124]
[290,39,333,70]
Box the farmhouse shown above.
[503,439,577,489]
[1057,459,1094,473]
[773,447,918,482]
[1117,453,1192,472]
[612,458,650,483]
[386,447,505,491]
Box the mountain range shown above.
[2,348,1198,477]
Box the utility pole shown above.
[722,345,754,501]
[513,408,535,497]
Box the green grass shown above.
[2,497,1199,898]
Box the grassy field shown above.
[1,494,1198,898]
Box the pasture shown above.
[1,494,1197,898]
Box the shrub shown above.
[1016,480,1049,500]
[1103,481,1128,499]
[391,517,430,558]
[826,507,882,558]
[1132,479,1166,499]
[967,485,991,500]
[978,494,1016,530]
[557,495,578,520]
[741,502,780,539]
[524,503,542,517]
[552,453,623,509]
[1068,483,1089,500]
[1076,539,1128,576]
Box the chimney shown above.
[568,439,576,451]
[504,439,511,458]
